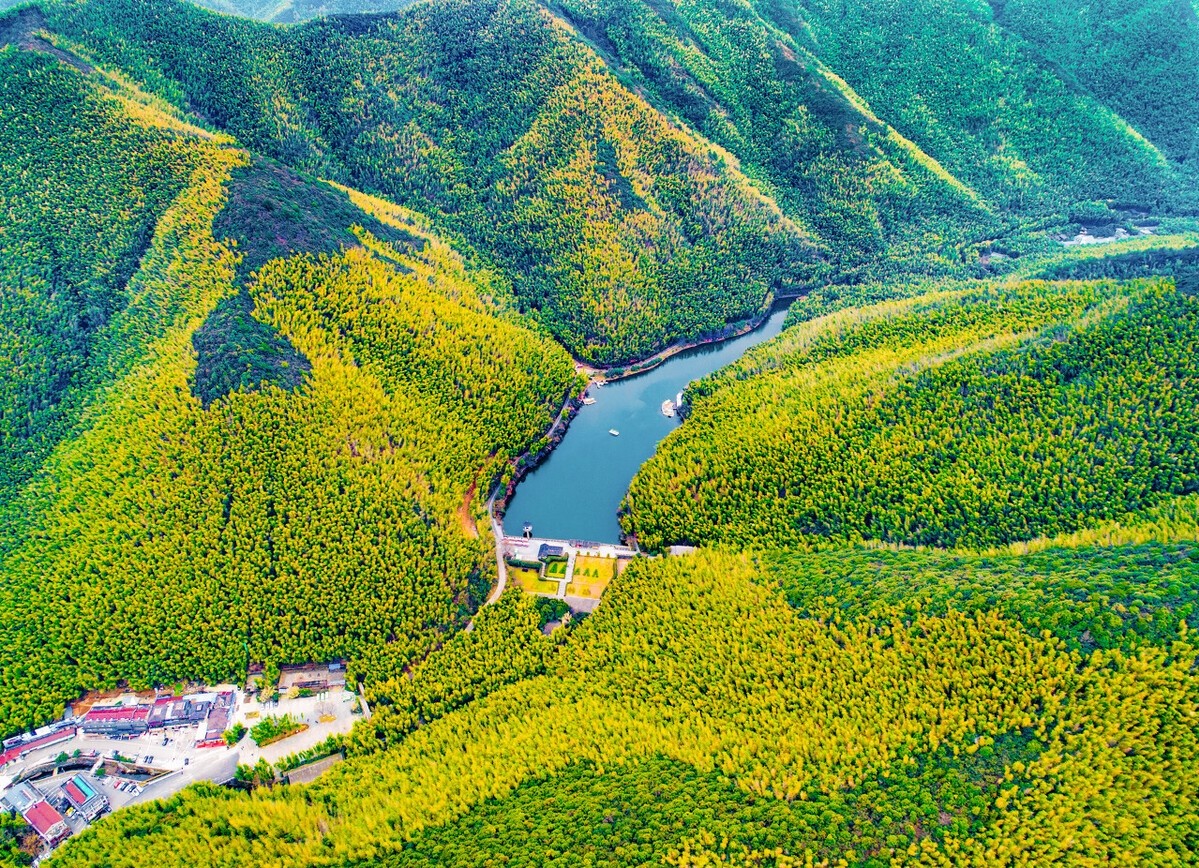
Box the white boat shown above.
[661,399,676,418]
[608,429,620,436]
[676,391,684,406]
[582,396,596,405]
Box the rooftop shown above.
[83,705,149,723]
[0,726,75,767]
[2,781,41,813]
[24,799,66,836]
[62,777,96,807]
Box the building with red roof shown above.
[23,799,69,846]
[81,705,150,738]
[61,774,107,821]
[0,726,76,768]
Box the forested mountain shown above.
[49,549,1199,866]
[0,34,577,735]
[785,0,1192,213]
[3,0,1199,864]
[191,0,413,22]
[9,0,1197,361]
[990,0,1199,165]
[30,0,820,363]
[624,276,1199,551]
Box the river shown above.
[504,303,792,543]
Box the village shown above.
[0,664,362,861]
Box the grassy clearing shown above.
[573,556,617,581]
[511,567,559,596]
[566,556,616,598]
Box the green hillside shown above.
[788,0,1188,212]
[48,549,1199,866]
[623,276,1199,551]
[0,39,577,735]
[191,0,414,22]
[2,0,1199,865]
[0,40,206,509]
[513,0,996,277]
[18,0,1199,361]
[33,0,819,363]
[990,0,1199,164]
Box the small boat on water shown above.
[582,396,596,405]
[608,429,620,437]
[676,391,684,406]
[661,399,676,418]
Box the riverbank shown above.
[575,296,792,385]
[482,299,796,574]
[489,300,785,529]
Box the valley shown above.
[504,303,793,545]
[2,0,1199,864]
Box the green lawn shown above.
[567,556,616,598]
[512,566,560,596]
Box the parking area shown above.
[234,684,361,765]
[1,673,364,861]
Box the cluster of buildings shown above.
[0,690,237,857]
[2,775,109,848]
[79,691,236,746]
[0,723,77,768]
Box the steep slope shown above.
[0,38,206,508]
[35,0,818,363]
[30,0,1199,362]
[49,548,1199,866]
[0,36,577,735]
[989,0,1199,165]
[191,0,415,22]
[490,0,997,277]
[780,0,1187,212]
[623,277,1199,551]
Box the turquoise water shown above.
[505,305,791,543]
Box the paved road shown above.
[485,486,509,607]
[127,748,239,807]
[482,390,583,611]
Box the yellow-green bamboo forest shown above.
[2,0,1199,863]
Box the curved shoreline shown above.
[481,296,796,598]
[575,295,794,385]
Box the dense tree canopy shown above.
[786,0,1192,212]
[624,277,1199,551]
[0,47,205,508]
[17,0,1199,359]
[49,550,1199,866]
[0,50,577,735]
[31,0,818,362]
[4,1,1199,863]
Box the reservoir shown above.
[504,303,792,543]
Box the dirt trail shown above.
[458,477,479,539]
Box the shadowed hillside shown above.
[0,36,577,735]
